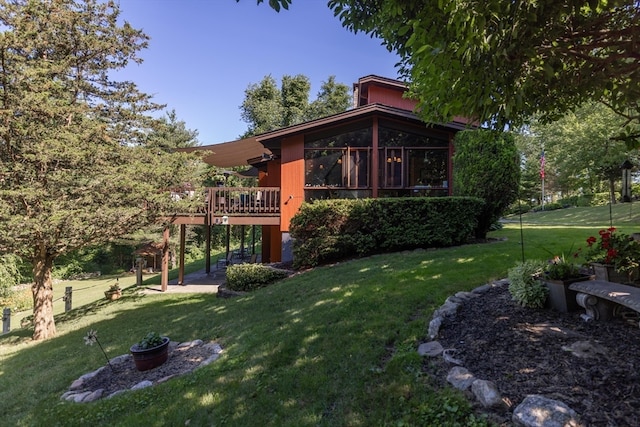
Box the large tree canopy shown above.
[516,103,639,202]
[260,0,639,142]
[240,74,351,137]
[0,0,201,340]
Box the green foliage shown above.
[290,197,484,268]
[400,391,491,426]
[136,332,165,350]
[0,254,22,299]
[531,202,563,212]
[453,130,520,238]
[518,103,637,199]
[542,255,581,281]
[557,195,593,208]
[305,75,351,120]
[508,260,548,308]
[145,109,200,150]
[591,192,615,206]
[581,227,640,273]
[1,207,625,425]
[325,1,640,136]
[506,200,533,216]
[52,260,85,281]
[225,263,290,292]
[0,286,31,312]
[0,0,203,339]
[240,74,351,137]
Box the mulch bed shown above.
[426,283,640,426]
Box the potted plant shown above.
[536,255,591,312]
[129,332,170,371]
[104,282,122,301]
[581,227,640,284]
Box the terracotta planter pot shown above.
[130,337,170,371]
[591,263,639,284]
[104,290,122,301]
[538,276,591,313]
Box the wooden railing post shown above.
[206,186,281,216]
[136,257,144,286]
[64,286,72,312]
[2,307,10,334]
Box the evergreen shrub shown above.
[453,130,520,239]
[557,195,592,207]
[225,264,290,292]
[531,202,563,212]
[289,197,484,268]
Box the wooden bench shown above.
[569,280,640,324]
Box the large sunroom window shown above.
[304,126,372,200]
[303,120,450,200]
[378,124,449,193]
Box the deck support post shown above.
[178,224,186,285]
[161,226,170,292]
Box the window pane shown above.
[379,125,448,147]
[304,189,371,201]
[305,127,372,148]
[349,149,369,188]
[305,150,344,187]
[379,148,403,187]
[408,149,448,188]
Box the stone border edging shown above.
[62,340,223,403]
[419,279,583,427]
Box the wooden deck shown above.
[167,187,281,226]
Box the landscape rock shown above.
[428,316,442,339]
[83,388,104,402]
[442,348,463,365]
[131,380,153,390]
[434,300,460,318]
[417,341,443,357]
[472,284,493,294]
[471,379,502,408]
[446,366,475,390]
[512,395,582,427]
[561,340,607,358]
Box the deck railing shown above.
[206,187,280,215]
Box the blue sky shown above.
[116,0,401,144]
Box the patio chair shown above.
[216,252,233,269]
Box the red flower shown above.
[605,248,618,264]
[583,228,640,274]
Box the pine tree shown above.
[0,0,201,340]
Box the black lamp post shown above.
[621,159,633,203]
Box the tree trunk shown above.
[31,248,56,340]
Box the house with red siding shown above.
[162,75,474,290]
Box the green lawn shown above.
[1,204,638,426]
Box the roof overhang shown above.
[179,137,272,168]
[182,103,475,168]
[257,103,475,145]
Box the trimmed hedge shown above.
[289,197,484,268]
[225,263,291,292]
